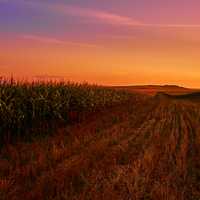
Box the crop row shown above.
[0,79,133,141]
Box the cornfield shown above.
[0,78,133,141]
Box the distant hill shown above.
[114,85,200,96]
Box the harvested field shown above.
[1,90,200,200]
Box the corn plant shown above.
[0,79,133,142]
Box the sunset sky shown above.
[1,0,200,87]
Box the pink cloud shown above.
[4,1,200,28]
[54,5,141,26]
[44,4,200,28]
[21,34,101,48]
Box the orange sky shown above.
[1,1,200,88]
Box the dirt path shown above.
[1,95,200,200]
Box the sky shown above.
[1,0,200,87]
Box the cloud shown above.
[0,0,140,26]
[145,23,200,28]
[53,5,141,26]
[58,6,200,28]
[53,5,200,28]
[21,34,101,48]
[2,0,200,29]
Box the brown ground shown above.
[1,87,200,200]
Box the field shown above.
[0,82,200,200]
